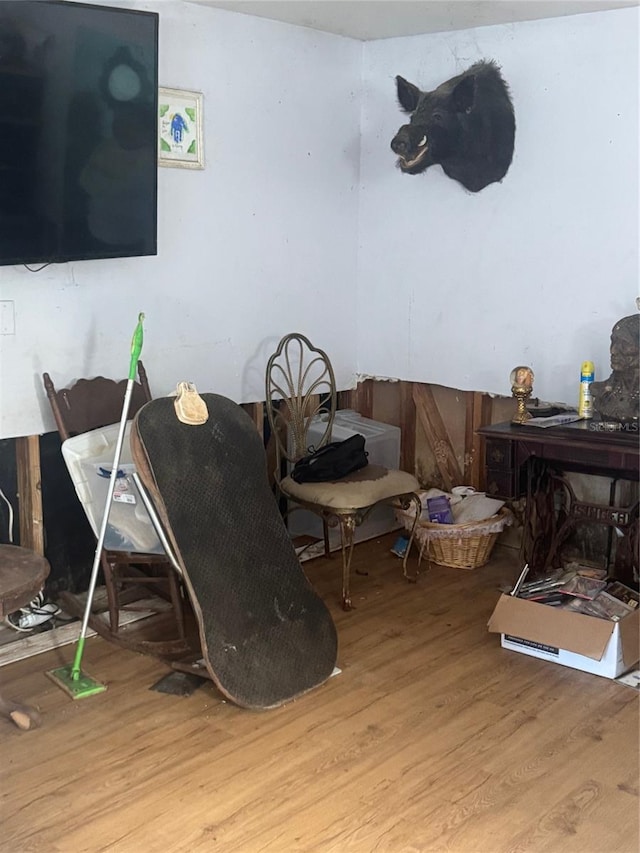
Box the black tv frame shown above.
[0,0,159,267]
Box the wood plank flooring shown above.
[1,537,638,853]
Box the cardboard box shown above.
[487,593,640,679]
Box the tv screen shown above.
[0,1,158,266]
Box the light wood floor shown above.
[2,537,638,853]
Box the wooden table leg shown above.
[15,435,44,557]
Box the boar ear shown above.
[452,74,476,113]
[396,76,421,112]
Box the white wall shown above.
[1,5,638,439]
[0,1,361,439]
[358,8,639,406]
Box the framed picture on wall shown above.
[158,87,204,169]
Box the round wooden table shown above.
[0,544,50,619]
[0,544,50,730]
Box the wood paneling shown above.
[413,383,463,489]
[355,378,374,419]
[15,435,44,555]
[9,381,502,554]
[241,402,264,441]
[465,390,493,489]
[399,380,416,475]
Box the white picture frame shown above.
[158,87,204,169]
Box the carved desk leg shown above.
[523,460,561,575]
[611,502,639,585]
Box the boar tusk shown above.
[418,136,427,147]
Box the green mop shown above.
[48,313,145,699]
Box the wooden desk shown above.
[477,420,639,579]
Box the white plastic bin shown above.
[62,422,164,554]
[287,411,403,544]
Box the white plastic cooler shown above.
[287,410,403,544]
[61,422,164,554]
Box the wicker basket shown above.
[399,506,513,570]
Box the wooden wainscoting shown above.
[244,380,517,492]
[12,383,512,562]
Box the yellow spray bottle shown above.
[578,361,594,418]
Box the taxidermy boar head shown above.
[390,60,515,192]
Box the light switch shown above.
[0,300,15,335]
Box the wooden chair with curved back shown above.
[43,363,187,655]
[265,333,422,610]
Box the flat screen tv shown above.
[0,1,158,267]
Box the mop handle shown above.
[71,314,145,676]
[129,312,144,381]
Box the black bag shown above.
[291,434,368,483]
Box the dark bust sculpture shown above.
[592,314,639,424]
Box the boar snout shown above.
[390,127,411,155]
